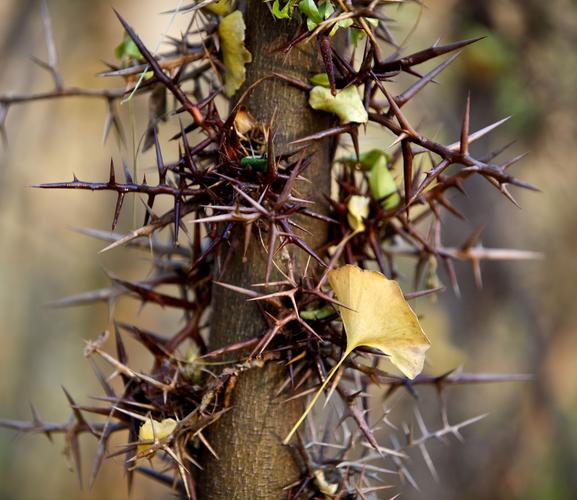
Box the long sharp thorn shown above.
[499,183,521,208]
[376,36,485,73]
[472,258,483,289]
[319,33,336,96]
[108,159,116,184]
[501,152,529,171]
[402,139,413,214]
[404,287,445,300]
[121,160,133,184]
[460,92,470,156]
[89,432,108,490]
[40,0,63,90]
[349,127,360,160]
[396,52,462,107]
[373,74,416,136]
[447,116,511,151]
[153,128,166,183]
[174,196,181,242]
[462,225,485,251]
[112,193,125,230]
[89,357,115,398]
[61,387,91,431]
[114,325,129,370]
[481,140,517,163]
[437,195,466,220]
[442,257,460,297]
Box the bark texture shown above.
[197,2,336,499]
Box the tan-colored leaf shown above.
[313,469,338,495]
[309,85,368,124]
[347,195,370,232]
[329,265,430,378]
[219,11,252,97]
[284,265,430,444]
[233,106,258,138]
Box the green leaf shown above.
[240,155,268,172]
[317,0,334,19]
[309,73,330,88]
[219,11,252,97]
[367,152,400,209]
[309,85,368,124]
[115,33,142,62]
[299,0,334,31]
[339,149,400,209]
[351,27,364,46]
[298,0,322,24]
[328,18,353,36]
[359,150,386,169]
[300,305,334,321]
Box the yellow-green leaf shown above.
[138,418,177,455]
[300,304,334,321]
[309,85,368,124]
[309,72,330,88]
[204,0,235,16]
[115,32,142,62]
[219,11,252,97]
[272,0,298,19]
[284,265,430,444]
[338,149,385,170]
[367,153,400,209]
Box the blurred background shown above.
[0,0,575,498]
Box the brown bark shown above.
[197,2,336,499]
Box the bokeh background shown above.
[0,1,575,498]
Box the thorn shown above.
[461,225,485,251]
[447,116,511,151]
[460,92,470,156]
[375,36,485,74]
[472,258,483,289]
[108,159,116,184]
[112,193,125,230]
[319,33,336,96]
[442,257,460,298]
[402,139,413,214]
[396,52,462,107]
[121,160,133,184]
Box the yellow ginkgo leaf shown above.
[219,11,252,97]
[329,265,430,378]
[138,417,177,455]
[284,265,430,444]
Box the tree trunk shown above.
[197,2,336,498]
